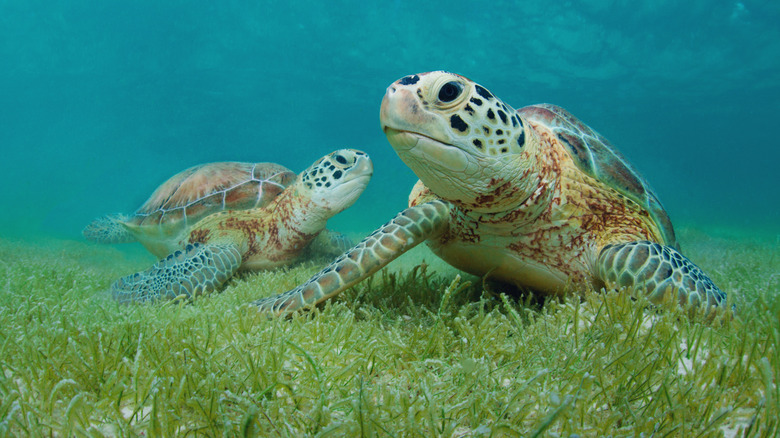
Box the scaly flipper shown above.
[597,241,726,307]
[83,214,135,244]
[111,242,242,303]
[253,200,451,315]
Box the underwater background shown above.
[1,0,778,243]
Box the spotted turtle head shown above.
[299,149,373,214]
[380,71,536,212]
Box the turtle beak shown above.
[342,153,373,184]
[380,83,449,145]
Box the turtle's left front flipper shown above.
[111,243,242,303]
[597,241,726,308]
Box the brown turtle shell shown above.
[128,162,297,230]
[519,104,678,249]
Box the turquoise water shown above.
[1,1,778,242]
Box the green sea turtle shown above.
[84,149,372,303]
[254,71,726,315]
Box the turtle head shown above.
[380,71,538,212]
[299,149,373,217]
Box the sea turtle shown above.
[84,149,372,303]
[253,71,726,315]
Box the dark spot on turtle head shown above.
[473,139,483,149]
[498,139,505,145]
[334,154,348,165]
[450,114,468,132]
[399,75,420,85]
[475,85,493,100]
[483,126,491,135]
[516,131,525,148]
[500,147,508,153]
[325,182,331,188]
[333,170,343,179]
[496,129,503,135]
[470,97,483,106]
[487,109,495,120]
[511,116,518,127]
[497,110,508,124]
[464,104,475,115]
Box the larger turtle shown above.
[253,71,726,315]
[84,149,372,303]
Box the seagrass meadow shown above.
[0,227,777,437]
[3,1,780,436]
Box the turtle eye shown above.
[438,81,462,103]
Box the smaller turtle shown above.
[84,149,372,303]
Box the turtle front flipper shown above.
[111,242,242,303]
[596,241,726,308]
[253,200,451,315]
[83,214,136,244]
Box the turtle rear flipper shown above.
[253,200,451,315]
[83,214,136,244]
[597,241,726,308]
[111,242,242,303]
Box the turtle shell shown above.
[128,162,297,230]
[519,104,678,249]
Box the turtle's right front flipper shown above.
[253,200,451,315]
[111,243,242,303]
